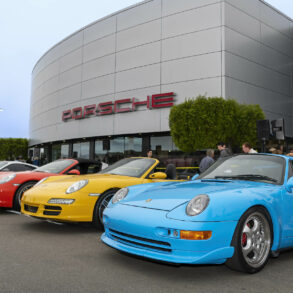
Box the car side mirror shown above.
[287,177,293,192]
[149,172,167,180]
[68,169,80,175]
[192,174,199,180]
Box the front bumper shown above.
[102,204,237,265]
[21,197,97,222]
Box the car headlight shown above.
[186,194,209,216]
[33,177,48,188]
[66,179,88,194]
[0,174,16,184]
[112,188,128,204]
[48,198,75,205]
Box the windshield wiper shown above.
[215,174,277,183]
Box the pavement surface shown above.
[1,209,293,293]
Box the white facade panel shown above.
[83,16,116,44]
[116,42,161,72]
[225,52,290,96]
[224,0,260,19]
[82,54,115,81]
[162,27,222,61]
[116,64,160,92]
[59,66,82,90]
[162,52,222,85]
[59,48,82,73]
[83,34,116,63]
[113,110,161,134]
[161,77,222,104]
[81,74,115,99]
[117,0,161,31]
[116,20,161,51]
[162,3,221,39]
[260,2,291,38]
[162,0,220,17]
[224,2,261,41]
[58,84,81,107]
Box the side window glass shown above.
[288,161,293,179]
[6,164,24,172]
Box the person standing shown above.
[242,142,258,154]
[199,149,215,173]
[147,150,153,158]
[217,142,231,158]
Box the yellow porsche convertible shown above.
[21,157,178,229]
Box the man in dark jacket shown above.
[217,142,231,158]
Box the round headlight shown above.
[186,194,209,216]
[0,174,16,184]
[112,188,128,204]
[66,179,88,194]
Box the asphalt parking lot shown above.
[1,209,293,293]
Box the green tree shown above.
[0,138,28,160]
[169,96,265,152]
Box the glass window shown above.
[100,158,156,178]
[36,159,76,174]
[52,144,61,161]
[73,142,90,159]
[61,144,69,159]
[125,137,142,156]
[95,140,107,162]
[151,136,173,155]
[199,155,285,185]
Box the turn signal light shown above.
[180,230,212,240]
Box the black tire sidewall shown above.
[226,206,273,273]
[14,181,36,211]
[93,189,119,230]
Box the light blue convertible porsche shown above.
[102,154,293,273]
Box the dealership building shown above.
[29,0,293,165]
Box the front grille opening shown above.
[113,235,172,252]
[24,204,38,213]
[110,229,170,246]
[44,205,62,211]
[43,211,61,216]
[109,229,172,253]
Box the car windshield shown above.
[99,158,156,178]
[35,159,76,174]
[0,161,8,169]
[198,155,285,185]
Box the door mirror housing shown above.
[149,172,167,180]
[287,177,293,192]
[68,169,80,175]
[192,174,199,180]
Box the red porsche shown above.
[0,158,101,210]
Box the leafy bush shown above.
[0,138,28,160]
[169,96,265,152]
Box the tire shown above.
[225,206,272,273]
[92,189,119,230]
[13,181,37,211]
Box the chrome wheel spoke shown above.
[241,212,271,268]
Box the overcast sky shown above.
[0,0,292,138]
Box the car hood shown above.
[29,173,136,195]
[120,179,275,211]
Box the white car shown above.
[0,161,36,172]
